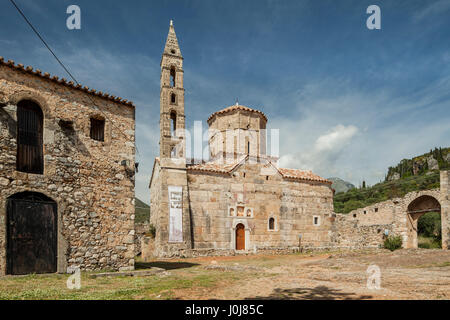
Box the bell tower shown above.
[160,20,185,160]
[155,21,192,257]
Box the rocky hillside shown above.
[334,147,448,214]
[386,147,450,181]
[328,177,355,194]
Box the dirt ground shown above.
[0,248,448,300]
[166,248,450,300]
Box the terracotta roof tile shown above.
[187,157,331,184]
[187,157,244,174]
[207,104,267,123]
[0,56,134,107]
[278,168,331,184]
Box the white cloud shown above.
[272,73,450,187]
[279,124,358,174]
[315,125,358,153]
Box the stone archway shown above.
[406,195,441,249]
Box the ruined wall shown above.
[186,161,334,253]
[332,214,393,249]
[0,64,136,274]
[332,187,445,249]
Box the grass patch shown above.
[418,236,441,249]
[0,265,243,300]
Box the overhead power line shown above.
[8,0,140,156]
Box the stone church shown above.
[149,22,336,257]
[0,57,136,274]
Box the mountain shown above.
[135,198,150,224]
[327,177,356,194]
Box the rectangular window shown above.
[90,118,105,142]
[313,216,320,226]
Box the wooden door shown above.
[236,224,245,250]
[7,195,57,275]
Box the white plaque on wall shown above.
[168,186,183,243]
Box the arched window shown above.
[171,93,176,104]
[268,217,275,230]
[170,111,177,136]
[16,100,44,174]
[170,67,176,87]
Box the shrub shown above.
[383,235,403,251]
[418,212,441,240]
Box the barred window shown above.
[16,100,44,174]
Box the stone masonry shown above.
[149,22,335,258]
[149,22,450,258]
[0,57,136,274]
[333,171,449,250]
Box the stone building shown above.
[149,22,335,257]
[148,22,450,258]
[0,57,136,275]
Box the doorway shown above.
[7,192,57,275]
[236,223,245,251]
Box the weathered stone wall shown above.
[140,236,155,261]
[0,64,136,274]
[332,184,448,250]
[440,171,449,249]
[186,161,334,252]
[208,108,267,159]
[332,214,393,249]
[149,160,161,239]
[134,221,150,255]
[151,159,192,258]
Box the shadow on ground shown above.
[135,261,200,270]
[245,286,373,300]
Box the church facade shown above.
[149,22,336,257]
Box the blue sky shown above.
[1,0,449,202]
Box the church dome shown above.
[207,104,267,124]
